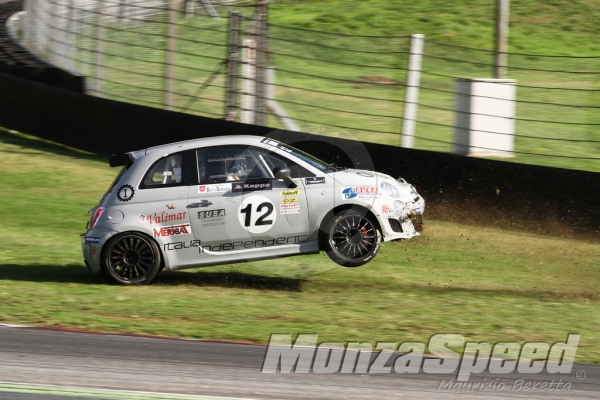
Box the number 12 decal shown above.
[240,202,273,226]
[238,195,277,233]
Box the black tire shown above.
[101,232,161,285]
[323,209,382,267]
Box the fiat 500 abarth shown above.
[82,136,425,284]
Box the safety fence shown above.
[11,0,600,172]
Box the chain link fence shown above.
[12,0,600,171]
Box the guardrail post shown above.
[225,11,241,120]
[93,0,106,97]
[164,0,178,111]
[401,34,424,148]
[254,1,268,126]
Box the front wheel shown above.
[101,232,161,285]
[323,210,381,267]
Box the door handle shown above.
[187,200,213,208]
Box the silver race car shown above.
[82,136,425,284]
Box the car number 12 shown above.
[238,195,276,234]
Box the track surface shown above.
[0,326,598,399]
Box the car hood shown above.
[329,169,399,186]
[329,169,421,205]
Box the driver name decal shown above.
[305,177,325,185]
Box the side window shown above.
[197,146,268,184]
[254,149,315,178]
[140,153,186,188]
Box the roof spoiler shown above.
[109,153,132,167]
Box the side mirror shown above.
[273,167,297,188]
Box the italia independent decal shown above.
[116,184,135,202]
[305,177,325,185]
[232,180,272,192]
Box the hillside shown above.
[270,0,600,55]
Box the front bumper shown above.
[377,196,425,242]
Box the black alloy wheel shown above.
[324,209,381,267]
[102,232,161,284]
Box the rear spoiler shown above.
[109,153,132,167]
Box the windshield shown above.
[260,138,341,172]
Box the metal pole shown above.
[254,1,268,127]
[494,0,509,78]
[241,39,256,124]
[48,0,58,63]
[225,11,241,120]
[93,1,106,97]
[164,0,178,111]
[401,34,424,149]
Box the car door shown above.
[187,145,309,258]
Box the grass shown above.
[0,127,599,362]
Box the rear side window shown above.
[108,165,130,193]
[140,153,187,189]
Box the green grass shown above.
[0,127,599,362]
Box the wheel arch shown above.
[317,203,381,250]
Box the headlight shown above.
[380,181,400,198]
[393,200,406,211]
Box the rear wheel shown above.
[323,209,381,267]
[102,232,161,285]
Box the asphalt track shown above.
[0,325,598,399]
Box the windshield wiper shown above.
[328,162,346,172]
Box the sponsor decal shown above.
[90,246,97,255]
[261,138,293,153]
[166,204,175,209]
[261,333,580,383]
[282,197,298,204]
[84,236,100,244]
[305,177,325,185]
[198,209,227,228]
[342,186,379,200]
[238,195,276,234]
[280,203,300,214]
[198,209,226,219]
[198,184,230,194]
[382,205,390,213]
[280,189,301,196]
[232,180,272,192]
[163,240,201,251]
[153,223,191,238]
[357,172,374,177]
[139,211,187,224]
[116,184,135,202]
[200,234,309,253]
